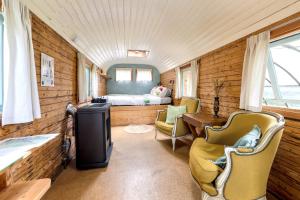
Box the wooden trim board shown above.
[110,105,168,126]
[0,179,51,200]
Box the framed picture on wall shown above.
[41,53,54,87]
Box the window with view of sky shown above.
[264,33,300,109]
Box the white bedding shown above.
[104,94,171,106]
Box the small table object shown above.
[183,113,227,138]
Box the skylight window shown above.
[263,33,300,109]
[127,50,149,58]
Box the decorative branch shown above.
[213,79,225,97]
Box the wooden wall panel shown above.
[160,14,300,200]
[98,76,107,96]
[198,39,246,117]
[160,68,180,105]
[110,105,168,126]
[0,13,78,184]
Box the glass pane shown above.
[263,69,274,99]
[271,35,300,100]
[264,33,300,109]
[116,68,131,81]
[85,67,91,96]
[182,69,192,96]
[0,14,3,112]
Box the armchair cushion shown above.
[155,121,174,135]
[214,125,261,169]
[180,97,199,113]
[165,105,186,124]
[189,138,224,185]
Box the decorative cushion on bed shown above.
[165,105,186,124]
[150,86,158,96]
[165,88,172,97]
[152,86,168,97]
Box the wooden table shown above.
[183,113,227,138]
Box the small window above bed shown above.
[116,68,132,81]
[136,68,152,81]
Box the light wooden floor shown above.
[43,126,202,200]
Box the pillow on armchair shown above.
[165,105,187,124]
[214,125,261,169]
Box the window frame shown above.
[0,13,3,112]
[180,66,192,97]
[85,65,92,98]
[136,68,152,82]
[263,32,300,110]
[115,68,132,82]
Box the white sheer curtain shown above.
[91,64,98,98]
[240,31,270,112]
[136,68,152,81]
[190,59,199,97]
[175,67,182,98]
[77,52,87,103]
[2,0,41,126]
[116,68,132,81]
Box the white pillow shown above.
[154,86,168,97]
[165,88,172,97]
[150,86,158,95]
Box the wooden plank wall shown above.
[264,107,300,199]
[0,13,83,184]
[160,68,180,105]
[199,39,245,117]
[98,76,107,96]
[160,15,300,200]
[110,105,168,126]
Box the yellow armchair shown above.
[189,111,285,200]
[155,97,200,151]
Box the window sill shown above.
[263,105,300,121]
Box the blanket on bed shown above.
[104,94,171,106]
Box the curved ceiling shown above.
[22,0,300,72]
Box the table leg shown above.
[187,124,198,139]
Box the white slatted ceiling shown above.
[22,0,300,72]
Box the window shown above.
[85,66,91,97]
[181,67,192,97]
[116,68,132,81]
[136,68,152,81]
[0,13,3,112]
[263,33,300,109]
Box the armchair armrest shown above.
[236,147,254,153]
[156,110,167,122]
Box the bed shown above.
[104,94,171,106]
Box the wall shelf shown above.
[99,74,111,80]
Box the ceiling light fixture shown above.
[127,50,150,58]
